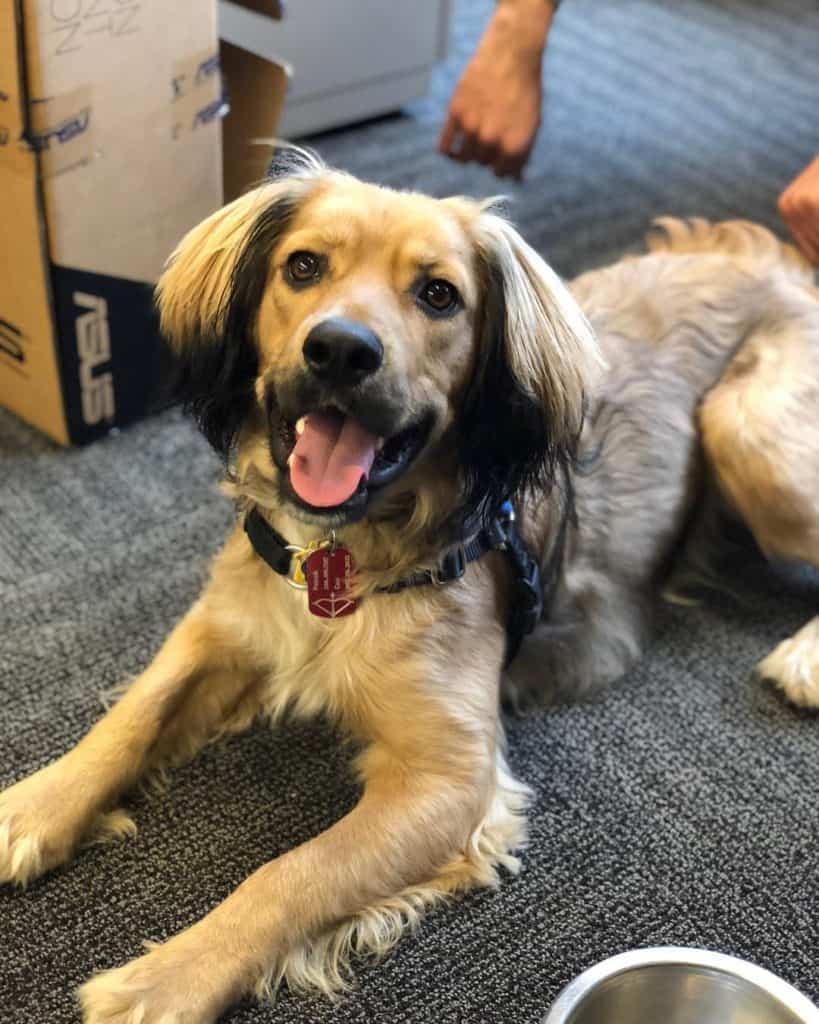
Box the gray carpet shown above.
[2,1,818,1021]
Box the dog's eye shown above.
[286,250,323,285]
[418,279,460,316]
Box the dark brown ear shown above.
[458,210,603,519]
[155,170,316,456]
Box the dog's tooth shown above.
[295,417,306,436]
[375,437,385,452]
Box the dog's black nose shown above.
[302,318,383,386]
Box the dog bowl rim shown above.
[543,946,819,1024]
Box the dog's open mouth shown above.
[272,406,430,516]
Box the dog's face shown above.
[157,159,600,528]
[255,177,483,522]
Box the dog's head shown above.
[157,153,600,529]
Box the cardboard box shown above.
[0,1,287,445]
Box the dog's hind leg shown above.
[700,288,819,707]
[0,601,263,885]
[503,576,651,707]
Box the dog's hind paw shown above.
[758,618,819,709]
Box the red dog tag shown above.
[304,546,357,618]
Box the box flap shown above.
[221,41,289,201]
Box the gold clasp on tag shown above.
[284,532,336,589]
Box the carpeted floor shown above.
[2,2,818,1021]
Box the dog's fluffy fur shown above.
[1,154,817,1024]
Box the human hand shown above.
[439,0,555,179]
[778,155,819,265]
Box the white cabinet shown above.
[219,0,451,138]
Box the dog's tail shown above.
[646,216,815,286]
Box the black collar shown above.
[243,501,560,666]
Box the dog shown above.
[1,152,817,1023]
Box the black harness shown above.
[244,500,562,666]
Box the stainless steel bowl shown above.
[544,948,819,1024]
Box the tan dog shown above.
[1,153,817,1024]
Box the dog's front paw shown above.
[79,956,181,1024]
[0,764,78,885]
[79,943,229,1024]
[0,762,135,885]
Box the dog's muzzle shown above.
[266,321,433,522]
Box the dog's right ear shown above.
[155,175,312,456]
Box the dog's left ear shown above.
[459,209,603,519]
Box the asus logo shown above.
[74,291,115,426]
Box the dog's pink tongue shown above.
[290,412,378,507]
